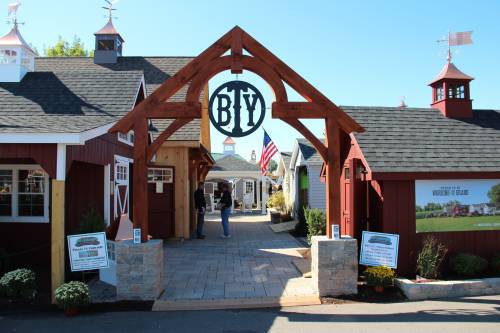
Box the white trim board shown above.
[0,122,116,144]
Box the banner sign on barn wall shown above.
[359,231,399,269]
[416,180,500,233]
[67,232,109,272]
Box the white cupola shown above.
[0,4,36,82]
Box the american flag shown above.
[259,130,278,174]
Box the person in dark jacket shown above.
[194,182,206,239]
[219,183,232,238]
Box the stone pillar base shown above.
[115,240,164,301]
[311,236,358,296]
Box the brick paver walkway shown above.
[160,214,318,301]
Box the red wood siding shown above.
[1,222,51,290]
[0,144,57,177]
[67,132,133,171]
[65,161,104,235]
[379,180,500,276]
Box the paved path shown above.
[2,295,499,332]
[160,214,317,302]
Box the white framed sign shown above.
[332,224,340,240]
[67,232,109,272]
[133,228,141,244]
[359,231,399,269]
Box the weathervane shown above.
[6,1,22,26]
[102,0,119,21]
[437,30,473,63]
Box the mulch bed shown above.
[321,283,407,304]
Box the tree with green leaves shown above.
[268,159,278,173]
[488,183,500,206]
[44,36,93,57]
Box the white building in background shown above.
[205,137,268,214]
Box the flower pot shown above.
[270,212,281,224]
[64,307,79,317]
[374,285,384,293]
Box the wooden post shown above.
[51,143,66,302]
[51,180,65,302]
[325,118,341,238]
[133,118,149,242]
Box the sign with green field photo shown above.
[416,180,500,233]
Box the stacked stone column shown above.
[311,236,358,296]
[115,239,164,300]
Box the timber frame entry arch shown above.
[110,26,364,242]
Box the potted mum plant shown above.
[55,281,90,316]
[364,266,395,293]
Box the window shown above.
[117,130,134,146]
[0,166,49,223]
[435,85,444,101]
[0,49,17,64]
[344,167,351,180]
[0,170,12,216]
[448,85,465,99]
[97,39,115,51]
[148,168,173,183]
[245,181,253,194]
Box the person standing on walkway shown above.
[194,182,206,239]
[219,183,232,238]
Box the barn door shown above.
[148,167,175,239]
[114,156,131,220]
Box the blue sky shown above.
[416,180,500,206]
[9,0,500,159]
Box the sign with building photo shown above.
[416,180,500,233]
[67,232,109,272]
[359,231,399,269]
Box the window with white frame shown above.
[245,181,253,194]
[0,166,49,223]
[117,130,134,146]
[148,168,173,183]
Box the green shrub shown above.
[416,236,448,279]
[266,191,286,212]
[76,208,106,234]
[364,266,395,287]
[0,268,37,299]
[304,208,326,244]
[490,254,500,276]
[449,253,488,277]
[55,281,90,310]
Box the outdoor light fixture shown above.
[148,121,159,133]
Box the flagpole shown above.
[447,30,453,63]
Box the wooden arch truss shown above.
[110,26,364,242]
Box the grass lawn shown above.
[417,215,500,233]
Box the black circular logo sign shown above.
[208,80,266,137]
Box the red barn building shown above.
[322,60,500,275]
[0,18,211,294]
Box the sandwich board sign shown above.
[67,232,109,272]
[359,231,399,269]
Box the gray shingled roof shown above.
[211,154,261,172]
[0,57,201,140]
[280,151,292,169]
[36,56,200,141]
[0,71,141,133]
[342,106,500,173]
[297,138,324,164]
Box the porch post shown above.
[257,179,261,209]
[51,144,66,302]
[103,164,111,225]
[133,118,149,242]
[325,118,341,238]
[261,177,267,214]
